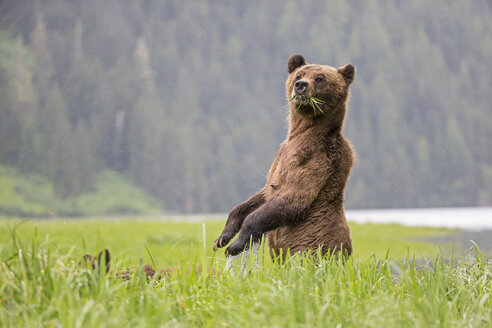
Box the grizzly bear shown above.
[78,249,216,280]
[213,54,356,259]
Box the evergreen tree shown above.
[0,0,490,212]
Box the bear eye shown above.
[315,77,324,83]
[295,75,301,80]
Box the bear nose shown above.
[295,80,308,94]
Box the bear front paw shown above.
[212,231,235,251]
[224,238,248,257]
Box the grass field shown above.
[0,218,490,327]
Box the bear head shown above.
[78,249,111,273]
[286,54,355,126]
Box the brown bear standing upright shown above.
[213,54,356,259]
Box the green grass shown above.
[0,218,490,327]
[0,165,162,217]
[289,95,326,115]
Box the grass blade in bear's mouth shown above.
[289,95,325,115]
[307,97,325,115]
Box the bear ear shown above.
[97,249,111,273]
[338,64,356,85]
[287,54,306,73]
[79,254,96,269]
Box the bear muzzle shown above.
[294,80,309,95]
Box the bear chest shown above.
[266,156,286,198]
[265,143,314,198]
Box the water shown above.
[346,207,492,231]
[162,207,492,231]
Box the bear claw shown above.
[225,240,247,257]
[212,237,223,251]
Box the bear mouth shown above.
[289,95,326,115]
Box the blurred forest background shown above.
[0,1,491,216]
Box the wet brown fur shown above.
[214,54,356,260]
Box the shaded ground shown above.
[430,229,492,256]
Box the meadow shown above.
[0,218,490,327]
[0,165,162,217]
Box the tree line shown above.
[0,0,490,213]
